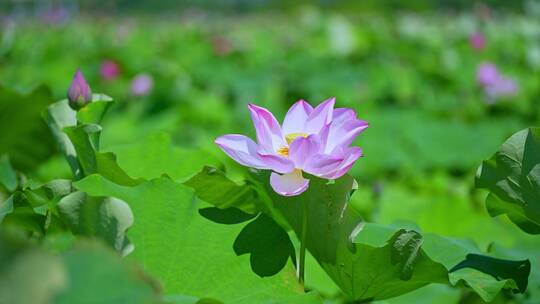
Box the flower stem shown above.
[298,200,308,286]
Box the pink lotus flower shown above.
[215,98,368,196]
[476,63,499,86]
[100,60,120,81]
[484,77,518,99]
[476,62,518,102]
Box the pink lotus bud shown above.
[67,69,92,110]
[130,73,153,97]
[469,32,486,51]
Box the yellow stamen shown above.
[277,133,308,157]
[292,168,303,176]
[277,146,289,157]
[285,132,308,145]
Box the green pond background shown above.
[1,1,540,303]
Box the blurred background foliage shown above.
[1,0,540,303]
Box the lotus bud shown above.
[100,59,120,81]
[469,32,486,51]
[67,69,92,110]
[130,73,153,97]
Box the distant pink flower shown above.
[67,69,92,110]
[476,62,518,101]
[469,32,486,51]
[477,63,499,86]
[100,60,120,81]
[215,98,368,196]
[130,73,153,96]
[485,77,518,99]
